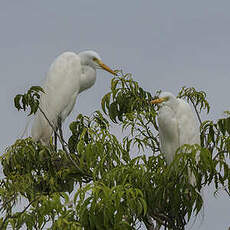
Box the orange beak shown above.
[97,60,117,75]
[150,98,166,104]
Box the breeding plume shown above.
[151,92,200,183]
[31,50,116,144]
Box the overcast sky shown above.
[0,1,229,229]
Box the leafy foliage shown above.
[0,72,229,230]
[14,86,44,115]
[178,86,210,114]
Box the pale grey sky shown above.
[0,1,229,229]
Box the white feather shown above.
[31,50,115,144]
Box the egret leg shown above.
[57,117,65,149]
[54,131,57,152]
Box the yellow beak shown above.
[97,60,117,75]
[150,98,166,104]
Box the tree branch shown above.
[188,96,202,125]
[38,107,89,176]
[0,197,38,229]
[213,150,228,161]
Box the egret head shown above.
[78,50,116,75]
[151,92,177,107]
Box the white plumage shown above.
[31,50,116,144]
[151,92,200,184]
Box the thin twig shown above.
[0,197,13,213]
[188,97,202,125]
[38,107,59,142]
[213,150,228,161]
[15,197,38,217]
[0,197,38,229]
[0,213,11,229]
[38,107,86,174]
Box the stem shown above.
[0,197,38,229]
[213,150,228,161]
[188,97,202,125]
[38,107,87,175]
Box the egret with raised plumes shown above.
[31,50,116,145]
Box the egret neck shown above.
[78,51,99,93]
[79,65,96,93]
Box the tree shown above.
[0,72,229,230]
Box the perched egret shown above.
[31,50,116,145]
[151,92,200,184]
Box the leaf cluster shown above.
[0,72,229,230]
[14,86,44,115]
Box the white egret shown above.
[31,50,116,145]
[151,92,200,184]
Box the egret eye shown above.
[92,57,98,62]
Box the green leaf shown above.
[109,102,118,122]
[14,94,23,110]
[30,86,45,93]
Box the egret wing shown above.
[176,99,200,185]
[177,99,200,146]
[158,106,180,164]
[31,52,81,143]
